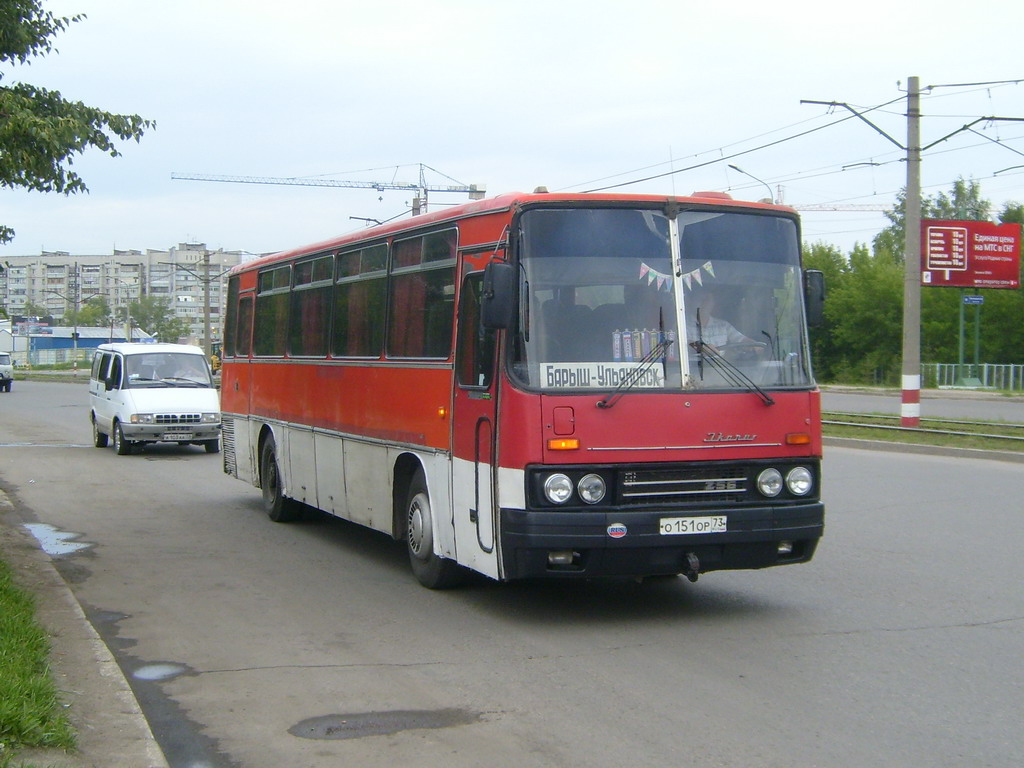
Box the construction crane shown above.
[171,163,486,215]
[791,203,892,212]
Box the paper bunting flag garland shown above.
[640,261,715,291]
[638,262,672,292]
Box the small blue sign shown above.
[963,295,985,305]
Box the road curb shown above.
[824,436,1024,464]
[0,491,168,768]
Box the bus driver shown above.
[686,285,763,354]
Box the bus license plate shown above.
[659,515,727,535]
[165,433,192,441]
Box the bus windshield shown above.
[510,206,813,393]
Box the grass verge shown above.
[0,558,75,766]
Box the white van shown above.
[0,352,12,392]
[89,343,221,455]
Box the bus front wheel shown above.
[405,470,464,589]
[261,438,300,522]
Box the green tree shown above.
[64,295,110,326]
[827,243,904,384]
[874,177,991,261]
[117,295,189,343]
[802,241,849,380]
[20,300,47,317]
[0,1,152,243]
[866,178,1007,373]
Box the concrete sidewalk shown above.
[0,491,167,768]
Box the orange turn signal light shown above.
[547,438,580,451]
[786,432,812,445]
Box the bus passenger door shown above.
[451,270,500,579]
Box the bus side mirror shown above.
[804,269,825,327]
[481,261,515,330]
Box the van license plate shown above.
[659,516,727,535]
[165,433,192,441]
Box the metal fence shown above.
[924,363,1024,391]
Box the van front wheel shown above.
[113,422,132,455]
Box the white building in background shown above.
[0,243,260,345]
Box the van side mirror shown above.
[481,261,515,330]
[105,375,116,391]
[804,269,825,327]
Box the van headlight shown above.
[201,412,220,424]
[130,414,155,424]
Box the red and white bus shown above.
[220,191,825,588]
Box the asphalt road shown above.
[2,381,1022,768]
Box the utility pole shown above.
[164,250,231,357]
[901,77,922,426]
[71,262,80,376]
[202,250,211,359]
[802,78,1024,427]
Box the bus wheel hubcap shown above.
[408,494,431,560]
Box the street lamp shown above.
[728,164,775,204]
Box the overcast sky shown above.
[2,0,1022,258]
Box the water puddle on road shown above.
[132,662,191,682]
[23,522,93,556]
[289,709,482,740]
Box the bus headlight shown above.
[577,473,606,504]
[786,466,813,496]
[130,413,155,424]
[201,412,220,423]
[543,473,574,504]
[756,468,783,497]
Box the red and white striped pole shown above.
[900,76,922,428]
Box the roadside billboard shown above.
[921,219,1021,289]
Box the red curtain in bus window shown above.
[388,272,427,357]
[236,295,254,356]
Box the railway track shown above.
[822,411,1024,451]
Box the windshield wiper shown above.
[597,336,674,409]
[690,342,775,406]
[161,377,206,387]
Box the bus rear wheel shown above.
[405,469,465,589]
[261,438,300,522]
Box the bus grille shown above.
[222,418,236,476]
[620,466,748,506]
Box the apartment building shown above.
[0,243,257,345]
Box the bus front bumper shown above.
[498,502,824,581]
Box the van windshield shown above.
[124,353,212,388]
[0,354,10,365]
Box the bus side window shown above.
[236,295,254,357]
[456,272,495,388]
